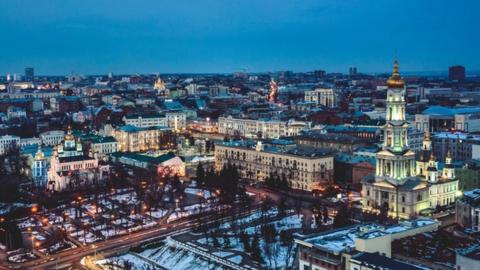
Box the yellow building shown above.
[113,125,175,152]
[215,140,333,191]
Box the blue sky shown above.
[0,0,478,75]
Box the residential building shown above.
[218,116,310,139]
[449,65,466,82]
[123,114,166,128]
[111,152,185,177]
[295,219,439,270]
[0,135,20,154]
[432,131,480,161]
[349,252,425,270]
[296,131,367,153]
[415,106,480,132]
[455,189,480,232]
[40,130,65,146]
[456,246,480,270]
[113,125,175,152]
[215,140,333,191]
[304,88,337,108]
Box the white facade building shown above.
[0,135,20,154]
[218,116,310,139]
[40,130,65,146]
[304,88,337,108]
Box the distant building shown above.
[215,140,333,191]
[350,252,425,270]
[415,106,480,132]
[349,67,358,76]
[296,131,367,153]
[113,125,175,152]
[111,152,185,177]
[304,88,337,108]
[432,131,480,161]
[40,130,65,146]
[295,219,439,270]
[124,114,166,128]
[455,189,480,232]
[456,246,480,270]
[0,135,20,155]
[449,65,466,82]
[218,116,310,139]
[24,67,34,82]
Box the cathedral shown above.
[47,127,109,191]
[361,60,459,219]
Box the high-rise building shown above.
[449,65,465,82]
[362,59,459,219]
[25,67,34,81]
[349,67,358,76]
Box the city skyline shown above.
[0,0,479,75]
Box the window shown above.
[402,207,405,213]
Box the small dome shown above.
[387,59,405,88]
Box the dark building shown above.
[24,67,34,81]
[349,67,357,76]
[449,65,465,82]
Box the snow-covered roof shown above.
[297,219,438,254]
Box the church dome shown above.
[387,59,405,88]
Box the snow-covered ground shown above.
[184,187,214,199]
[97,240,224,270]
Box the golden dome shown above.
[387,59,405,88]
[65,126,74,140]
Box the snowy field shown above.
[97,239,225,270]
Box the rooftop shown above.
[351,252,426,270]
[296,219,438,254]
[422,106,480,116]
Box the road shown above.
[6,204,260,270]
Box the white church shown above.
[47,128,109,191]
[362,60,459,219]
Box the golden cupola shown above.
[387,59,405,88]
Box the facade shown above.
[295,219,438,270]
[432,131,480,162]
[362,60,460,219]
[296,131,367,153]
[456,246,480,270]
[123,114,166,128]
[87,136,118,158]
[449,65,466,82]
[111,152,185,177]
[218,116,310,139]
[165,111,187,131]
[113,125,175,152]
[47,129,109,191]
[40,130,66,146]
[215,140,333,191]
[455,189,480,232]
[349,252,424,270]
[304,88,337,108]
[0,135,20,154]
[415,106,480,132]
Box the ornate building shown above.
[47,128,109,191]
[362,60,459,219]
[268,79,278,103]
